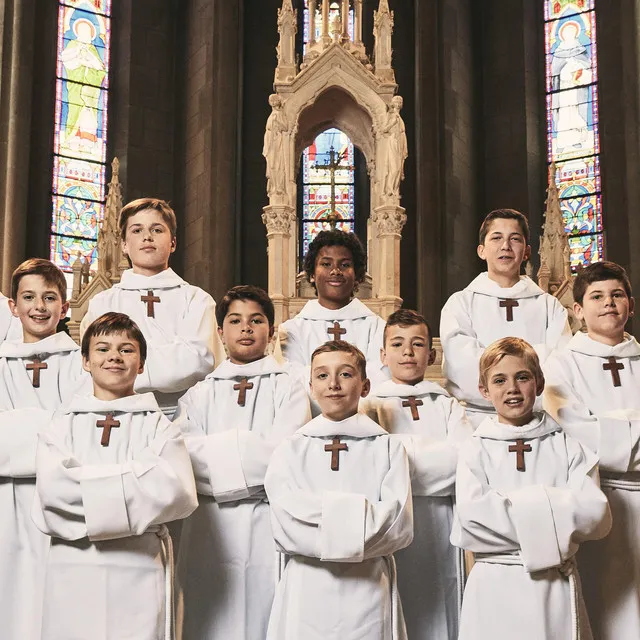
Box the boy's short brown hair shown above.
[479,337,544,391]
[216,285,275,328]
[479,208,530,245]
[81,312,147,363]
[118,198,177,240]
[573,261,632,306]
[311,340,367,381]
[384,309,433,349]
[11,259,68,303]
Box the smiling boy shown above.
[544,261,640,640]
[361,309,472,640]
[32,312,197,640]
[440,209,571,426]
[173,286,310,640]
[81,198,218,417]
[265,341,413,640]
[452,337,611,640]
[278,229,387,388]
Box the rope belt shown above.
[155,525,175,640]
[600,474,640,491]
[474,553,582,640]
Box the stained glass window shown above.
[301,128,356,261]
[50,0,111,279]
[545,0,603,267]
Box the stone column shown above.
[309,0,317,46]
[341,0,350,42]
[262,205,297,325]
[354,0,363,44]
[321,0,331,45]
[371,204,406,317]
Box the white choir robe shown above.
[0,408,56,640]
[32,392,198,640]
[440,273,571,426]
[0,294,22,342]
[0,332,88,411]
[544,331,640,640]
[172,355,311,640]
[264,412,414,640]
[451,413,611,640]
[278,298,389,390]
[81,268,218,416]
[361,379,473,640]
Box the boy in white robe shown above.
[0,259,87,640]
[279,229,387,388]
[81,198,218,417]
[1,259,87,412]
[452,337,611,640]
[361,309,472,640]
[32,312,198,640]
[544,261,640,640]
[265,340,413,640]
[440,208,571,426]
[173,285,310,640]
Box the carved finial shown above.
[374,0,395,83]
[275,0,298,82]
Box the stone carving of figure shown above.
[263,94,289,200]
[378,96,407,198]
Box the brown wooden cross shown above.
[26,358,48,388]
[327,321,346,341]
[508,438,532,472]
[96,413,120,447]
[233,377,254,406]
[603,356,624,387]
[499,299,519,322]
[325,437,348,471]
[402,396,423,421]
[140,290,161,318]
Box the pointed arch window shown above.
[544,0,603,267]
[50,0,112,282]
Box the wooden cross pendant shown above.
[402,396,423,421]
[233,377,254,406]
[508,438,532,472]
[327,321,346,341]
[26,358,48,388]
[140,290,161,318]
[499,299,519,322]
[325,437,348,471]
[96,413,120,447]
[603,356,624,387]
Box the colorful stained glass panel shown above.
[545,0,594,21]
[52,0,110,273]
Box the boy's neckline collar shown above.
[298,412,386,437]
[66,391,159,414]
[465,272,544,298]
[567,330,640,357]
[371,378,449,398]
[0,331,78,358]
[298,297,375,320]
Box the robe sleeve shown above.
[450,438,520,554]
[265,435,413,563]
[0,409,54,477]
[544,356,633,472]
[364,316,388,386]
[278,319,307,367]
[508,435,611,572]
[134,289,216,393]
[534,296,572,363]
[32,418,198,542]
[173,374,311,502]
[440,292,492,408]
[399,396,473,497]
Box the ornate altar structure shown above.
[67,157,128,343]
[537,162,581,332]
[262,0,408,325]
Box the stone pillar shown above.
[341,0,350,42]
[262,205,296,325]
[371,204,406,316]
[309,0,317,46]
[321,0,331,45]
[354,0,363,44]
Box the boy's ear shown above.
[268,325,275,339]
[360,377,371,399]
[137,361,145,375]
[60,301,70,319]
[8,298,18,318]
[380,347,387,366]
[629,297,635,318]
[478,383,490,400]
[523,245,532,262]
[477,244,486,261]
[536,376,545,397]
[573,301,585,323]
[82,356,91,373]
[121,238,129,255]
[170,237,177,253]
[427,348,436,367]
